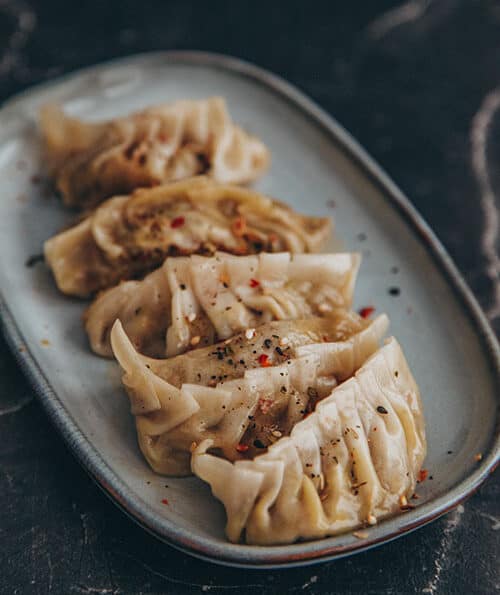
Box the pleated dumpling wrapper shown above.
[110,313,389,476]
[44,177,331,297]
[86,252,361,358]
[192,337,425,545]
[40,97,270,208]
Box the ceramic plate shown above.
[0,52,498,568]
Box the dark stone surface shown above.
[0,1,498,593]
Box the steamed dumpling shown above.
[192,338,426,544]
[85,252,361,358]
[40,97,270,208]
[111,314,389,476]
[44,177,331,297]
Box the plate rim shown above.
[0,50,498,568]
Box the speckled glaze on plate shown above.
[0,51,498,568]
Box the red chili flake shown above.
[258,353,271,367]
[258,397,273,414]
[171,216,185,229]
[161,498,169,505]
[417,469,428,483]
[249,278,260,288]
[232,216,247,236]
[359,306,375,319]
[235,443,249,453]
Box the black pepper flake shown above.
[377,406,388,414]
[25,253,44,268]
[180,284,186,290]
[217,352,224,360]
[253,439,266,449]
[263,339,272,349]
[272,334,279,339]
[275,346,284,356]
[394,371,399,377]
[447,450,453,454]
[239,359,245,365]
[388,287,400,296]
[280,386,287,393]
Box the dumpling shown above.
[85,252,361,358]
[111,314,389,476]
[44,177,331,297]
[192,337,426,544]
[40,97,270,208]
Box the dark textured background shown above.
[0,1,499,593]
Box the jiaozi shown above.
[192,338,426,544]
[85,252,361,358]
[44,177,331,297]
[111,314,389,476]
[40,97,270,208]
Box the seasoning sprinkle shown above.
[474,453,483,462]
[258,353,271,367]
[376,405,388,414]
[249,278,260,288]
[235,443,249,453]
[359,306,375,319]
[171,216,185,228]
[161,498,169,505]
[417,468,428,483]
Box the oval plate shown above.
[0,51,498,568]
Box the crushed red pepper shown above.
[170,216,185,229]
[161,498,169,505]
[235,443,249,453]
[258,353,271,367]
[249,278,260,288]
[417,468,429,483]
[232,216,247,236]
[359,306,375,319]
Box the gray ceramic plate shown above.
[0,51,498,568]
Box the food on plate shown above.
[110,313,389,476]
[40,97,270,208]
[192,338,426,544]
[44,177,330,297]
[85,252,361,358]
